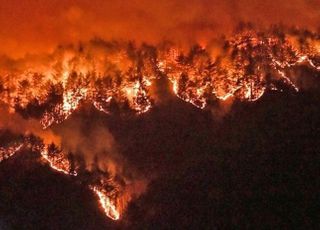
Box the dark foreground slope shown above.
[0,150,117,230]
[1,85,320,229]
[115,89,320,229]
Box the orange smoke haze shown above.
[0,0,319,57]
[0,105,61,145]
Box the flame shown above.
[40,146,76,176]
[39,145,122,221]
[90,186,120,220]
[163,30,318,106]
[40,144,123,221]
[0,27,319,222]
[0,138,121,221]
[0,29,319,128]
[0,143,23,163]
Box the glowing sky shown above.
[0,0,319,57]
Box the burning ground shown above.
[0,25,320,229]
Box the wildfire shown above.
[40,145,123,220]
[0,29,319,128]
[0,26,319,223]
[90,186,120,220]
[0,139,121,221]
[40,146,76,176]
[39,144,123,220]
[0,143,23,163]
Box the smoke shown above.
[0,0,319,57]
[0,94,143,179]
[0,104,61,145]
[55,115,120,173]
[210,97,235,121]
[0,101,147,214]
[0,94,127,177]
[0,28,319,123]
[53,111,148,213]
[0,1,319,222]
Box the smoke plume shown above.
[0,104,61,145]
[0,0,319,57]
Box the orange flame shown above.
[0,140,121,221]
[0,29,319,129]
[0,28,319,223]
[0,143,23,163]
[90,186,120,220]
[40,146,76,176]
